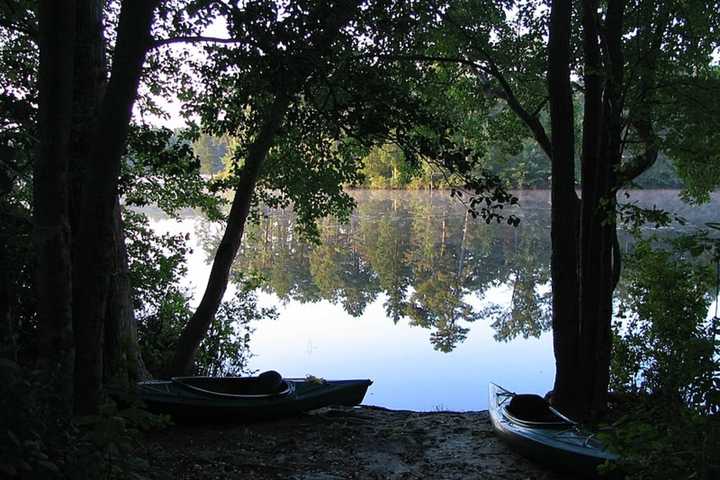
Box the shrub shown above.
[606,238,720,479]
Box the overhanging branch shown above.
[151,35,243,49]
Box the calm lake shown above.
[147,189,719,411]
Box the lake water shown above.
[147,189,719,411]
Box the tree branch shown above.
[485,59,553,158]
[617,119,658,184]
[442,10,553,159]
[150,35,243,49]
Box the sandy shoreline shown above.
[141,406,575,479]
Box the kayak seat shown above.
[506,394,559,423]
[254,370,284,394]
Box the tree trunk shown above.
[69,0,106,229]
[0,149,16,361]
[577,0,605,417]
[548,0,626,420]
[586,0,624,417]
[73,0,158,415]
[167,0,360,376]
[168,93,291,376]
[104,198,150,387]
[547,0,581,417]
[35,0,76,416]
[0,237,12,361]
[69,0,147,393]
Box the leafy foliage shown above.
[125,210,192,376]
[606,237,720,479]
[612,239,718,411]
[122,125,225,220]
[193,133,229,175]
[195,278,278,377]
[125,211,271,377]
[600,399,720,480]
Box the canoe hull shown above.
[488,383,617,477]
[137,378,372,421]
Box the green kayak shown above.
[489,383,618,477]
[136,372,372,421]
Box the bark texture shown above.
[546,0,629,420]
[547,0,580,416]
[105,198,149,386]
[35,0,77,415]
[73,0,158,414]
[0,146,16,361]
[69,0,148,395]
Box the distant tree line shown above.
[194,132,685,189]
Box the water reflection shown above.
[152,189,718,410]
[194,190,720,353]
[194,190,554,351]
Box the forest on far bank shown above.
[194,131,683,190]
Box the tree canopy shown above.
[1,0,719,475]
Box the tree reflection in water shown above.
[196,190,715,352]
[196,190,554,351]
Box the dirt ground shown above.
[140,406,576,480]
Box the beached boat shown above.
[136,371,372,420]
[488,383,618,477]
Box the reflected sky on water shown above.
[147,189,719,411]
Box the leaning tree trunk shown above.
[547,0,581,418]
[34,0,77,416]
[73,0,158,415]
[168,94,291,376]
[167,0,360,376]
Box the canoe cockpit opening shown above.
[506,394,567,425]
[172,371,291,397]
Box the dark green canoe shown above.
[489,383,618,477]
[136,373,372,420]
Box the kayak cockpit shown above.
[172,370,293,398]
[503,392,573,428]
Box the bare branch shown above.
[151,35,243,49]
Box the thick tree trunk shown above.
[168,94,291,376]
[69,0,106,406]
[577,0,606,418]
[0,149,16,361]
[35,0,76,415]
[0,221,15,362]
[574,0,624,419]
[104,198,150,386]
[69,0,106,227]
[73,0,158,415]
[547,0,581,417]
[70,0,147,393]
[588,0,624,416]
[0,240,12,361]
